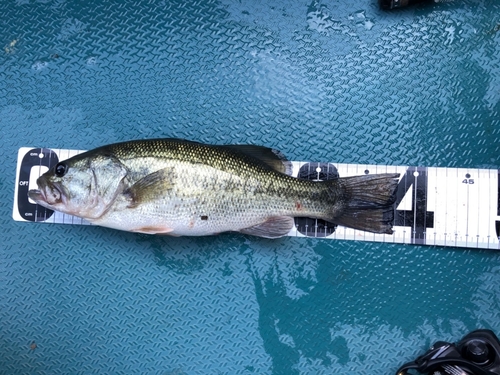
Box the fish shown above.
[28,139,400,238]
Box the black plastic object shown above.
[379,0,433,10]
[17,148,59,222]
[396,330,500,375]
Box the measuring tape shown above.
[12,147,500,250]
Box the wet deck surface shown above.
[1,0,500,374]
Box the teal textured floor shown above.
[1,0,500,374]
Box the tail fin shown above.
[333,173,400,234]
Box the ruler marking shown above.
[398,165,408,245]
[497,170,500,250]
[474,168,479,248]
[421,169,427,243]
[14,147,500,250]
[455,167,459,247]
[393,167,431,245]
[444,168,448,246]
[456,168,470,247]
[403,167,408,244]
[494,170,500,249]
[475,168,487,249]
[394,167,414,244]
[466,169,470,248]
[361,163,366,243]
[498,169,500,216]
[373,164,385,244]
[416,167,431,245]
[427,168,439,245]
[455,169,460,246]
[433,167,437,246]
[413,168,418,243]
[422,169,427,245]
[34,148,41,223]
[401,170,410,243]
[333,162,338,241]
[39,148,49,223]
[384,164,389,244]
[445,167,449,247]
[459,168,467,247]
[491,168,496,249]
[36,148,43,222]
[426,167,434,246]
[487,169,491,248]
[389,166,395,244]
[477,169,483,248]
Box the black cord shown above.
[397,358,497,375]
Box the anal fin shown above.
[239,216,295,238]
[131,225,175,235]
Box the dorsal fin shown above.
[220,145,292,175]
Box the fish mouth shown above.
[28,188,46,203]
[28,178,63,207]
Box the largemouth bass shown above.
[28,139,400,238]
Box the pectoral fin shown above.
[124,168,175,208]
[239,216,295,238]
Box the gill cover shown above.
[84,154,129,218]
[39,153,128,220]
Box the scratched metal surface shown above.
[1,0,500,374]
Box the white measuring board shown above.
[13,147,500,250]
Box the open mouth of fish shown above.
[28,180,62,205]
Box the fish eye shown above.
[54,162,68,177]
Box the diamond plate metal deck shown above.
[1,0,499,374]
